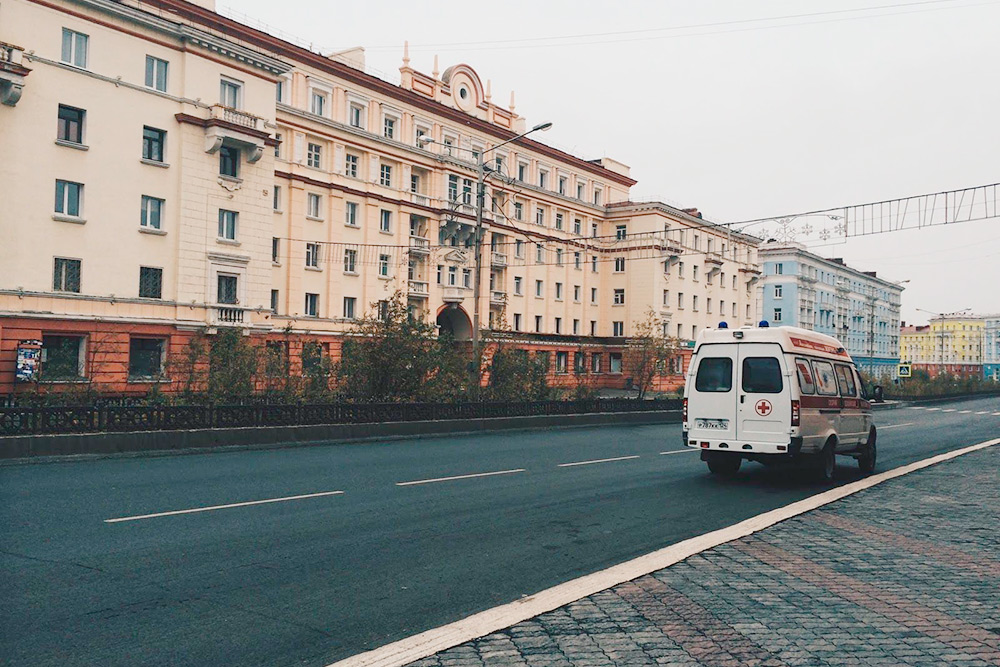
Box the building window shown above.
[514,276,523,295]
[345,153,359,178]
[383,116,396,139]
[513,313,522,331]
[538,170,548,189]
[310,91,327,116]
[345,201,359,226]
[344,248,357,273]
[678,292,685,309]
[343,297,356,319]
[592,223,599,238]
[378,254,391,277]
[307,193,322,219]
[775,263,784,275]
[556,249,564,266]
[576,182,585,200]
[42,335,85,379]
[591,287,598,304]
[380,164,393,187]
[774,308,783,322]
[594,189,603,206]
[515,240,524,258]
[693,295,699,311]
[461,179,473,205]
[54,180,82,217]
[614,257,625,272]
[573,285,581,302]
[535,207,545,225]
[128,338,165,379]
[272,237,280,263]
[613,321,624,337]
[555,213,564,230]
[678,262,685,278]
[613,288,625,305]
[218,209,238,240]
[137,267,163,299]
[555,283,563,300]
[592,256,598,272]
[53,257,81,292]
[590,321,598,336]
[573,319,581,336]
[270,290,279,314]
[144,55,168,92]
[307,142,322,169]
[555,318,562,334]
[591,353,602,373]
[555,351,567,372]
[220,77,242,108]
[217,274,238,304]
[707,298,713,314]
[61,28,88,68]
[305,242,320,268]
[57,105,85,144]
[142,126,165,162]
[610,352,623,373]
[219,145,239,178]
[535,315,543,332]
[536,246,545,264]
[573,218,582,235]
[517,163,527,181]
[616,225,627,240]
[514,202,524,221]
[380,209,392,233]
[140,196,163,230]
[663,289,669,306]
[774,285,783,298]
[349,103,364,128]
[535,280,543,297]
[559,176,567,196]
[304,293,319,317]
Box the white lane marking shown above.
[976,411,990,415]
[942,409,957,413]
[105,490,345,523]
[396,469,526,487]
[660,449,699,455]
[958,410,973,414]
[329,438,1000,667]
[908,406,926,410]
[557,455,640,468]
[925,408,942,411]
[993,412,1000,416]
[879,423,915,430]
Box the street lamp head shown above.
[532,122,553,132]
[416,135,435,146]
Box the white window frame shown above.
[144,55,168,92]
[307,193,322,219]
[218,209,238,241]
[379,209,392,233]
[345,201,359,227]
[61,28,88,69]
[140,195,163,230]
[220,77,243,109]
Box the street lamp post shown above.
[916,307,970,374]
[419,121,552,394]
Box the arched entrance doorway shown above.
[436,305,472,341]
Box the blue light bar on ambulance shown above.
[759,320,770,328]
[718,321,728,329]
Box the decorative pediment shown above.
[444,249,469,264]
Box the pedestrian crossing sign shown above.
[898,364,912,378]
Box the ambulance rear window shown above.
[742,357,783,393]
[695,357,733,392]
[795,358,816,395]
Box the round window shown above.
[459,87,468,100]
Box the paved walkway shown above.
[407,446,1000,666]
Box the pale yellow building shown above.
[900,316,984,379]
[0,0,760,394]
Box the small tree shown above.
[623,310,680,399]
[206,327,258,402]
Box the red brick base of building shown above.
[0,316,689,399]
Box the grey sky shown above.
[228,0,1000,324]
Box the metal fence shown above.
[0,398,681,437]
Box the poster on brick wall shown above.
[15,340,43,383]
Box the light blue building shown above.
[757,243,904,378]
[983,314,1000,381]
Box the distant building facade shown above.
[901,315,995,380]
[757,242,903,378]
[984,315,1000,382]
[0,0,761,396]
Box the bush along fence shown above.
[0,398,682,437]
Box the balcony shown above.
[210,104,260,130]
[408,280,429,297]
[490,290,507,305]
[410,192,430,206]
[491,251,508,267]
[0,41,30,106]
[442,287,465,303]
[705,252,724,267]
[178,105,269,163]
[214,306,246,325]
[409,235,431,254]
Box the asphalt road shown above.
[2,396,999,667]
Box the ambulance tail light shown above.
[683,398,688,423]
[791,399,800,426]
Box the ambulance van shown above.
[683,323,876,480]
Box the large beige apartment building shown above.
[0,0,760,395]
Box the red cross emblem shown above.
[755,399,773,416]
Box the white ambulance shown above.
[683,323,876,480]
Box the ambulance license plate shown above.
[696,419,729,430]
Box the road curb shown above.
[328,437,1000,667]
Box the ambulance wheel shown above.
[707,453,741,476]
[815,438,836,482]
[858,428,877,476]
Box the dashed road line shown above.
[879,423,915,430]
[105,490,345,523]
[908,406,926,410]
[660,449,698,456]
[396,469,526,487]
[942,409,957,413]
[993,412,1000,416]
[925,408,942,412]
[558,455,640,468]
[958,410,972,414]
[976,411,990,415]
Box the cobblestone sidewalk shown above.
[407,446,1000,667]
